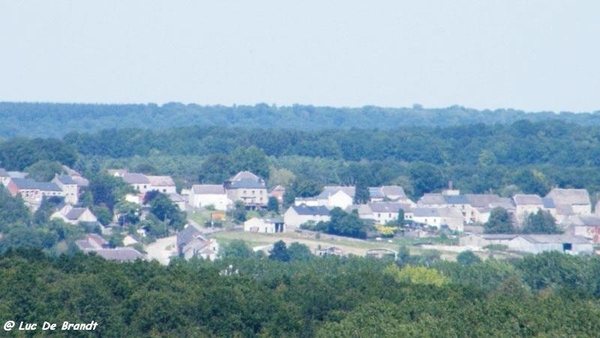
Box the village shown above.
[2,166,599,264]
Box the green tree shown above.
[267,196,279,213]
[287,242,313,261]
[353,180,370,204]
[24,160,64,181]
[522,210,561,234]
[222,239,253,259]
[456,250,482,266]
[230,146,269,179]
[92,205,113,226]
[231,200,247,223]
[484,207,515,234]
[269,240,290,262]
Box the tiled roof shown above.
[545,188,591,206]
[381,186,407,198]
[11,178,61,191]
[368,202,411,213]
[290,204,330,216]
[231,171,260,181]
[192,184,226,194]
[229,178,265,189]
[65,208,88,220]
[318,186,355,199]
[518,234,591,245]
[55,175,77,185]
[147,175,175,186]
[87,248,145,262]
[513,194,543,205]
[413,207,463,218]
[418,193,447,205]
[444,195,469,205]
[122,173,150,184]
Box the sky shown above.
[0,1,599,112]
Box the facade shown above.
[7,178,65,204]
[243,217,285,233]
[513,194,545,224]
[411,207,464,232]
[284,204,331,229]
[177,223,220,260]
[51,205,97,225]
[224,171,268,208]
[368,202,412,225]
[545,188,592,215]
[188,184,231,210]
[52,175,79,204]
[121,172,177,195]
[316,186,355,209]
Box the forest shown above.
[1,247,600,337]
[2,101,600,138]
[3,119,600,200]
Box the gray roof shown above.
[412,207,463,218]
[381,186,407,198]
[122,173,150,184]
[368,202,411,213]
[419,193,447,205]
[465,194,504,208]
[147,175,175,186]
[290,204,330,216]
[444,195,469,205]
[513,194,543,205]
[0,168,8,177]
[318,186,355,199]
[229,178,265,189]
[55,175,77,185]
[177,223,205,248]
[72,176,89,187]
[192,184,226,194]
[542,197,556,208]
[231,171,260,181]
[87,248,145,262]
[169,193,186,202]
[574,215,600,227]
[545,188,591,206]
[517,234,591,245]
[368,187,385,199]
[65,208,88,220]
[11,178,61,191]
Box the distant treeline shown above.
[1,101,600,138]
[4,119,600,198]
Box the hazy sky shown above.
[1,1,599,112]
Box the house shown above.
[411,207,464,232]
[177,223,220,260]
[6,178,65,204]
[188,184,231,211]
[316,186,355,209]
[51,204,98,225]
[244,217,285,233]
[513,194,545,224]
[224,171,268,208]
[270,185,286,203]
[122,173,177,194]
[507,234,593,255]
[545,188,592,215]
[565,214,600,243]
[418,194,473,225]
[366,202,412,225]
[294,197,319,207]
[147,175,177,194]
[168,193,186,210]
[52,174,79,204]
[76,234,145,262]
[465,194,515,224]
[369,186,413,204]
[284,204,331,229]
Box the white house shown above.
[513,194,545,224]
[284,204,331,229]
[316,186,355,209]
[367,202,412,225]
[243,217,285,233]
[51,205,97,225]
[177,223,220,260]
[121,173,177,195]
[545,188,592,215]
[224,171,268,208]
[412,207,464,232]
[52,175,79,204]
[188,184,231,211]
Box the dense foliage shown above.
[1,248,600,336]
[2,102,600,138]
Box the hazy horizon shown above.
[1,1,599,113]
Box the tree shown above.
[522,210,561,234]
[148,193,186,231]
[267,196,279,213]
[408,162,445,198]
[231,201,247,223]
[484,207,515,234]
[222,239,253,259]
[24,160,64,181]
[230,146,269,179]
[397,209,405,227]
[456,250,482,266]
[287,242,313,261]
[353,180,370,204]
[269,240,290,262]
